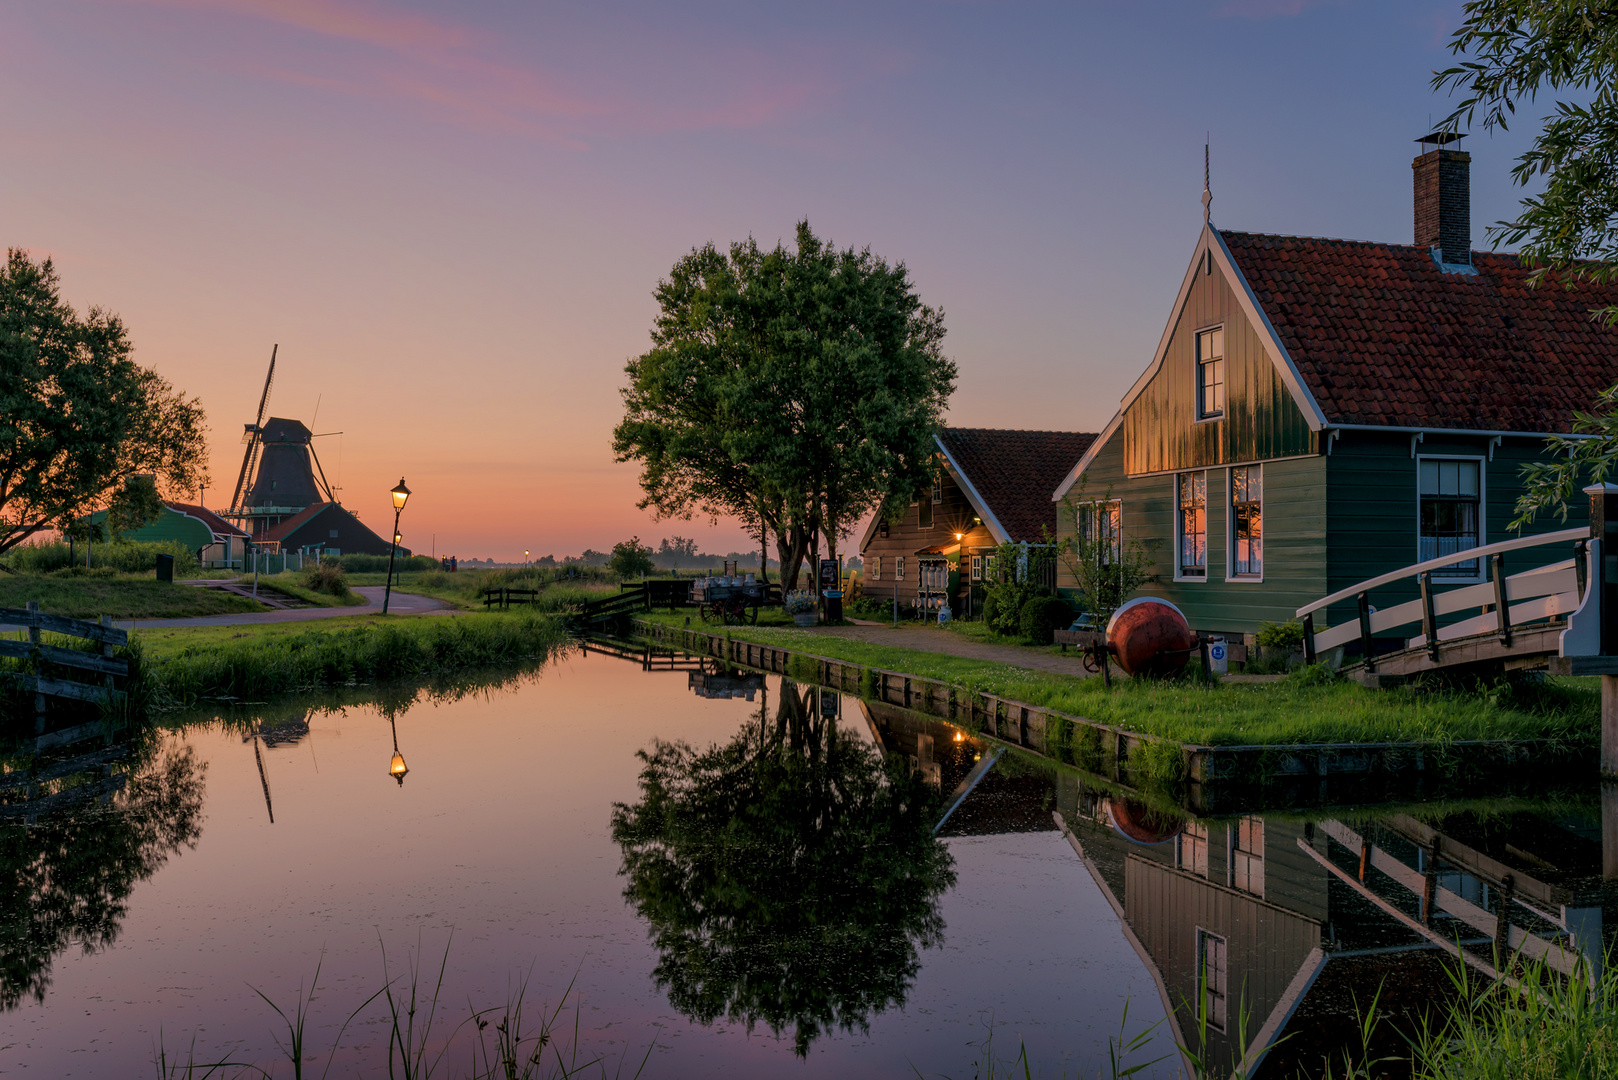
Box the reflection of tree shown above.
[611,680,956,1055]
[0,743,205,1009]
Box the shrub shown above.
[304,561,350,596]
[985,581,1048,636]
[336,553,439,574]
[5,539,198,577]
[1019,595,1074,645]
[1255,618,1305,651]
[783,590,817,615]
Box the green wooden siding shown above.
[1122,255,1315,475]
[1322,430,1588,633]
[85,506,214,551]
[1059,431,1328,635]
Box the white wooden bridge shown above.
[1295,526,1592,680]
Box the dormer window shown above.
[1197,327,1224,420]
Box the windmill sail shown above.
[228,345,277,516]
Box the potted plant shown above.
[784,590,818,627]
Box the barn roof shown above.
[1221,231,1618,432]
[936,428,1098,544]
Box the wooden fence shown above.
[1,602,129,732]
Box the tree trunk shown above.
[776,519,809,591]
[759,521,769,583]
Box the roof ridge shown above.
[941,426,1096,436]
[1220,228,1515,260]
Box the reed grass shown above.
[131,613,571,711]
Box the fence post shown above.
[1492,553,1512,646]
[1302,613,1317,664]
[1419,571,1440,662]
[1358,591,1376,673]
[27,600,44,734]
[1576,539,1589,603]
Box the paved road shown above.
[812,619,1098,678]
[110,586,456,630]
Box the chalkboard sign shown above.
[818,559,838,589]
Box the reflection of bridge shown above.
[1054,774,1618,1079]
[1296,525,1588,680]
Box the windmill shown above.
[227,345,277,520]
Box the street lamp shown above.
[524,549,530,569]
[387,713,409,786]
[382,478,411,615]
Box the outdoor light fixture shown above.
[387,714,409,786]
[953,731,964,742]
[955,532,963,541]
[382,477,411,615]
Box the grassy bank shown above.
[344,566,622,611]
[0,575,269,620]
[132,612,571,710]
[240,571,369,608]
[637,613,1598,747]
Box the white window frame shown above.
[1080,499,1123,563]
[870,555,880,581]
[1416,454,1486,583]
[895,556,905,581]
[1197,928,1228,1032]
[1227,464,1263,583]
[1230,817,1264,897]
[970,554,982,581]
[1196,325,1225,422]
[931,477,944,504]
[1175,471,1209,582]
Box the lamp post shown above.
[382,478,411,615]
[387,713,409,786]
[524,549,530,569]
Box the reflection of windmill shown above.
[223,346,343,541]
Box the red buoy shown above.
[1104,798,1187,846]
[1106,597,1195,677]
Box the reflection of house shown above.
[859,428,1096,616]
[1053,138,1618,640]
[688,670,764,701]
[1055,773,1618,1077]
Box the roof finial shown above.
[1202,139,1212,223]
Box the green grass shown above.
[0,574,269,619]
[342,567,622,611]
[638,612,1598,747]
[240,571,368,608]
[131,611,571,710]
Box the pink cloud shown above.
[98,0,846,141]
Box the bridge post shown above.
[1357,592,1375,673]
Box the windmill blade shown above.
[228,345,277,513]
[309,442,336,503]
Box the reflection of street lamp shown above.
[387,713,409,786]
[382,478,411,615]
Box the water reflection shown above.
[611,677,956,1056]
[0,724,204,1010]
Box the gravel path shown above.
[809,619,1098,678]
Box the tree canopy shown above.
[0,250,208,555]
[610,680,955,1055]
[614,222,955,588]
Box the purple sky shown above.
[0,0,1540,559]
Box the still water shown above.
[3,644,1615,1078]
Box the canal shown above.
[3,642,1615,1077]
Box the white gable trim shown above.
[936,435,1012,545]
[1053,223,1325,501]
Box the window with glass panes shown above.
[1231,465,1262,577]
[1231,817,1264,896]
[970,554,982,581]
[1199,931,1228,1031]
[1177,472,1207,578]
[1197,327,1225,419]
[1081,500,1122,563]
[1419,458,1482,577]
[870,556,880,581]
[895,556,905,581]
[1178,822,1209,877]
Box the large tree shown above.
[1436,4,1618,522]
[0,250,208,556]
[614,223,955,589]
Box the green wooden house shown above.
[82,501,249,567]
[1054,138,1618,644]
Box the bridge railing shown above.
[1294,526,1589,667]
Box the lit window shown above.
[1199,930,1228,1031]
[1080,500,1122,563]
[1177,472,1207,579]
[870,556,880,581]
[1232,817,1264,896]
[970,554,982,581]
[895,556,905,581]
[1197,327,1225,419]
[1231,466,1262,577]
[1419,458,1481,577]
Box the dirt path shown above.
[810,619,1098,678]
[111,586,456,630]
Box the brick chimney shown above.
[1413,133,1471,266]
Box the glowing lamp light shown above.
[389,751,409,785]
[955,532,963,541]
[391,478,412,512]
[953,731,964,742]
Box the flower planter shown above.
[793,613,819,628]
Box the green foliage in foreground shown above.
[0,576,267,619]
[132,613,571,710]
[639,614,1598,747]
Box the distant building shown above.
[82,501,249,568]
[261,501,406,558]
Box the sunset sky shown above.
[1,0,1544,560]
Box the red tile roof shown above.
[1222,231,1618,432]
[165,501,247,538]
[937,428,1097,542]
